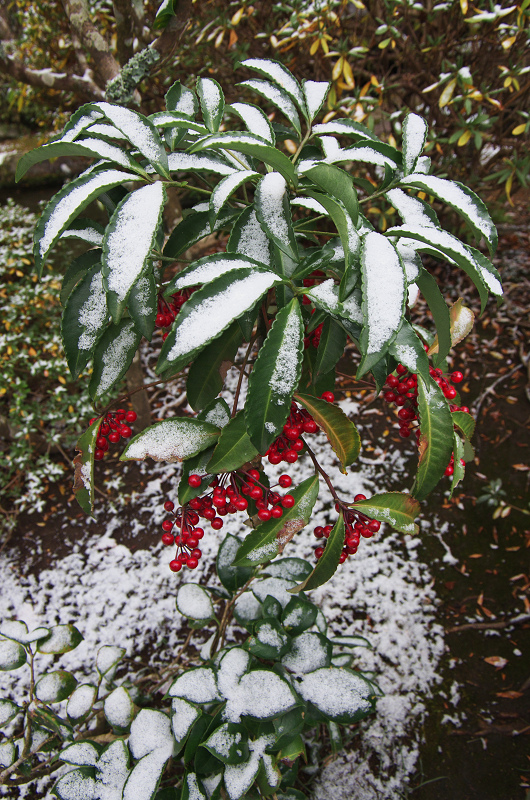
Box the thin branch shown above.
[0,51,104,101]
[61,0,120,86]
[446,613,530,633]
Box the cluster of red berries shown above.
[89,410,137,461]
[162,469,296,571]
[313,494,381,564]
[304,321,323,349]
[155,288,197,340]
[265,396,333,465]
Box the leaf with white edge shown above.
[304,163,358,226]
[281,632,331,673]
[60,218,104,247]
[209,171,260,228]
[36,670,77,703]
[313,318,348,385]
[290,515,345,593]
[227,206,272,266]
[57,104,104,140]
[450,432,466,497]
[102,182,164,322]
[0,639,27,671]
[121,418,220,464]
[0,740,16,769]
[16,140,143,182]
[312,118,379,141]
[0,620,49,644]
[171,697,201,748]
[169,668,221,704]
[60,743,101,767]
[238,78,301,135]
[177,583,214,623]
[331,634,372,649]
[88,320,141,400]
[229,102,275,143]
[252,577,297,608]
[67,684,97,721]
[166,151,238,176]
[298,667,375,723]
[164,208,237,260]
[467,245,503,298]
[154,0,175,29]
[181,773,208,800]
[149,111,207,135]
[348,491,420,534]
[60,249,101,306]
[104,686,134,730]
[197,77,225,133]
[358,232,406,376]
[402,113,428,176]
[165,81,198,116]
[240,58,306,116]
[164,254,269,296]
[0,699,20,725]
[62,265,109,379]
[73,419,101,515]
[34,169,139,275]
[385,188,439,228]
[302,80,330,121]
[280,597,318,636]
[412,375,455,501]
[96,645,125,680]
[207,411,259,474]
[234,475,319,566]
[128,271,157,340]
[202,722,250,765]
[399,174,498,254]
[187,321,243,412]
[246,299,303,453]
[302,191,359,274]
[295,393,361,471]
[415,270,452,364]
[248,619,290,660]
[122,750,170,800]
[388,320,430,383]
[190,132,297,184]
[53,766,97,800]
[38,624,83,655]
[157,269,283,375]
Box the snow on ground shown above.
[0,386,445,799]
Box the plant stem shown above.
[232,336,256,418]
[303,440,342,504]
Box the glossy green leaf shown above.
[16,140,143,182]
[89,319,141,400]
[234,475,319,566]
[210,171,260,229]
[60,217,104,247]
[157,269,282,375]
[415,270,452,365]
[0,638,27,671]
[128,271,157,340]
[197,77,225,133]
[401,113,428,176]
[102,182,165,322]
[207,411,259,474]
[452,410,476,439]
[295,393,361,471]
[313,317,348,385]
[297,667,375,724]
[154,0,175,30]
[290,515,345,593]
[181,773,208,800]
[187,322,243,411]
[302,189,358,272]
[412,375,454,501]
[217,534,254,594]
[348,491,420,534]
[238,78,301,135]
[164,254,270,296]
[165,81,198,116]
[189,132,297,185]
[178,446,217,505]
[164,208,237,260]
[121,418,220,463]
[73,419,101,515]
[38,625,83,655]
[246,299,303,453]
[255,172,299,260]
[388,319,430,384]
[450,433,466,497]
[36,670,77,703]
[248,619,290,660]
[60,249,102,307]
[305,163,358,225]
[34,168,139,275]
[281,597,318,635]
[62,264,109,378]
[202,722,250,765]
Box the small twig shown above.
[446,613,530,633]
[303,441,341,504]
[472,363,523,418]
[231,337,256,418]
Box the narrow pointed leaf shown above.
[62,265,109,378]
[415,270,452,364]
[234,474,319,566]
[60,249,102,306]
[167,151,238,175]
[295,394,361,471]
[302,189,359,273]
[157,269,282,375]
[164,253,269,296]
[34,168,139,274]
[210,171,259,228]
[401,113,428,176]
[120,418,220,463]
[312,118,378,140]
[229,102,275,143]
[450,433,466,496]
[150,111,207,133]
[349,491,420,534]
[240,58,307,117]
[313,318,348,385]
[206,411,258,474]
[238,78,301,135]
[73,419,101,515]
[60,218,104,247]
[164,208,237,260]
[451,410,475,439]
[128,271,157,340]
[16,140,140,182]
[388,319,430,383]
[197,77,225,132]
[186,322,243,411]
[227,206,272,266]
[246,299,303,453]
[399,174,497,254]
[303,80,330,121]
[290,514,345,593]
[412,376,454,500]
[428,297,474,357]
[89,319,141,400]
[190,132,297,184]
[385,188,439,228]
[305,163,358,225]
[358,232,406,376]
[165,81,198,116]
[102,182,165,322]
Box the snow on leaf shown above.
[169,668,221,704]
[238,79,301,133]
[312,119,378,141]
[298,667,373,722]
[229,102,275,143]
[167,152,238,176]
[385,188,438,228]
[89,320,140,400]
[223,735,274,800]
[240,58,306,115]
[176,584,214,620]
[402,113,428,175]
[303,80,330,120]
[171,698,200,744]
[255,172,294,258]
[210,171,259,226]
[227,207,272,266]
[60,742,99,766]
[67,685,97,721]
[92,102,169,176]
[104,686,134,728]
[121,418,219,463]
[197,77,224,132]
[128,709,174,760]
[222,668,297,723]
[165,254,267,295]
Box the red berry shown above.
[211,518,223,530]
[268,451,282,465]
[190,548,202,559]
[235,498,248,511]
[303,419,318,433]
[187,557,199,569]
[314,526,324,538]
[108,431,120,444]
[116,409,126,420]
[120,425,132,438]
[161,533,174,546]
[125,411,137,423]
[339,552,347,563]
[367,519,381,533]
[188,474,202,488]
[169,560,182,572]
[194,527,204,539]
[386,374,399,388]
[444,465,454,476]
[281,494,295,509]
[278,474,292,488]
[162,519,174,532]
[384,391,397,403]
[258,509,272,521]
[315,547,324,559]
[94,449,105,460]
[354,494,366,502]
[396,364,407,375]
[321,391,334,403]
[283,450,298,464]
[444,387,457,400]
[186,536,199,549]
[248,469,260,481]
[271,506,283,518]
[97,437,109,451]
[460,406,470,414]
[250,486,263,500]
[284,427,299,441]
[451,371,463,383]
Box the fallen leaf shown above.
[484,656,508,668]
[512,464,530,471]
[496,691,523,699]
[470,553,483,559]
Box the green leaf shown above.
[121,419,220,463]
[297,667,375,723]
[399,174,498,254]
[313,318,348,385]
[273,707,305,752]
[302,80,330,122]
[234,475,319,566]
[358,232,406,377]
[164,210,232,260]
[238,78,301,135]
[60,217,104,247]
[181,773,208,800]
[97,645,125,680]
[60,249,102,307]
[290,515,345,593]
[210,171,260,228]
[38,625,83,655]
[154,0,175,30]
[36,670,77,703]
[415,270,452,365]
[255,173,299,261]
[67,684,97,721]
[452,410,475,439]
[62,264,109,379]
[189,133,297,185]
[239,58,307,117]
[197,77,225,133]
[0,699,20,725]
[164,254,270,296]
[102,182,165,322]
[388,320,430,384]
[34,168,139,275]
[171,697,201,751]
[206,411,258,474]
[450,432,466,497]
[73,419,101,515]
[16,140,144,182]
[281,597,318,635]
[229,101,275,143]
[301,189,358,273]
[53,766,96,800]
[401,113,428,176]
[312,118,379,141]
[187,323,244,412]
[246,299,303,453]
[165,81,198,116]
[227,206,272,267]
[0,638,27,671]
[202,722,250,765]
[248,619,290,660]
[295,394,361,471]
[217,534,254,594]
[128,271,157,340]
[412,376,454,501]
[178,447,217,505]
[304,163,358,226]
[176,583,215,623]
[157,269,282,375]
[89,319,141,400]
[348,491,420,534]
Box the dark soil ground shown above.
[1,198,529,799]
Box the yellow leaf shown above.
[20,258,31,265]
[231,7,244,25]
[417,191,427,200]
[0,388,6,396]
[457,130,472,146]
[496,690,523,699]
[310,39,320,55]
[4,321,10,331]
[504,76,512,88]
[284,139,297,154]
[321,38,329,55]
[502,36,516,49]
[342,60,354,87]
[360,81,371,98]
[58,376,66,385]
[68,405,74,413]
[460,0,468,12]
[505,173,514,206]
[229,29,238,48]
[388,133,397,148]
[439,78,457,108]
[7,346,12,355]
[28,347,37,357]
[215,29,225,48]
[512,123,526,135]
[332,57,343,81]
[322,111,337,123]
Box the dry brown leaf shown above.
[484,656,508,668]
[496,691,523,699]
